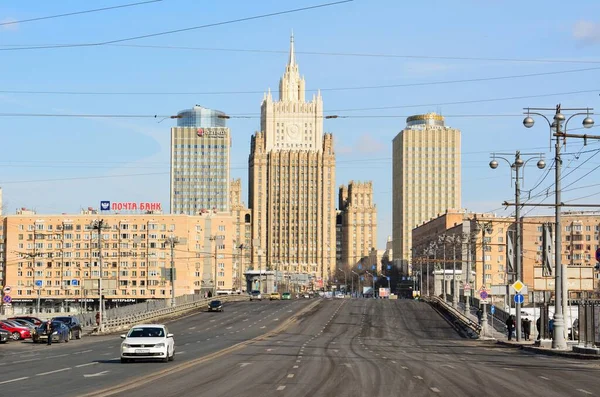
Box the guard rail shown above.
[98,294,249,333]
[424,295,482,337]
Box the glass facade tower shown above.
[176,105,227,128]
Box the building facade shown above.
[338,181,377,271]
[248,35,336,288]
[0,210,237,313]
[230,178,252,292]
[170,105,231,215]
[392,113,461,275]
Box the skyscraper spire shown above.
[288,31,296,67]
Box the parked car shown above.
[270,292,281,300]
[120,324,174,363]
[52,316,83,339]
[250,290,262,301]
[32,321,70,343]
[9,316,43,326]
[208,300,223,312]
[9,319,37,332]
[0,329,9,343]
[282,292,291,300]
[0,320,32,340]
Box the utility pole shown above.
[165,235,180,307]
[521,104,595,350]
[238,244,245,293]
[463,232,472,316]
[90,220,109,332]
[476,219,493,338]
[209,236,224,298]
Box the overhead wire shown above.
[0,0,164,26]
[0,1,353,51]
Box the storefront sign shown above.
[196,127,228,137]
[100,201,162,212]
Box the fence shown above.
[577,302,599,348]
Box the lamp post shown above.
[462,232,473,316]
[90,220,110,332]
[490,150,545,341]
[209,236,224,298]
[438,235,448,302]
[351,270,359,297]
[445,235,463,309]
[523,104,594,349]
[365,270,375,298]
[337,268,347,294]
[474,220,493,337]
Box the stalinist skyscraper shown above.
[249,35,336,289]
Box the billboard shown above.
[100,201,162,212]
[362,286,373,295]
[379,288,390,298]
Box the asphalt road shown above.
[0,299,312,396]
[76,298,600,397]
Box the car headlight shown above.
[52,331,58,335]
[154,343,166,348]
[122,343,131,348]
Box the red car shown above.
[9,316,43,326]
[0,320,31,340]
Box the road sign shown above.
[35,280,43,287]
[2,295,11,304]
[464,283,471,291]
[2,286,11,294]
[514,293,524,304]
[72,279,79,286]
[596,248,600,262]
[512,280,525,293]
[490,305,496,314]
[480,290,488,300]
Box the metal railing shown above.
[424,295,481,336]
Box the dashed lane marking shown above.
[0,377,29,385]
[287,374,294,378]
[577,390,593,395]
[413,376,423,380]
[76,363,98,368]
[431,387,441,393]
[539,376,550,380]
[37,368,71,376]
[277,386,286,391]
[293,365,299,369]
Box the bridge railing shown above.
[424,295,482,336]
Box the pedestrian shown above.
[506,315,516,341]
[523,318,531,341]
[95,311,101,327]
[46,320,53,346]
[549,318,554,339]
[476,308,483,325]
[536,317,541,340]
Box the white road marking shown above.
[343,363,351,368]
[577,390,593,395]
[184,343,189,346]
[0,377,29,385]
[503,368,515,371]
[274,318,279,321]
[76,362,98,368]
[383,357,387,359]
[293,365,299,368]
[84,371,109,378]
[226,326,232,330]
[442,364,455,369]
[401,366,409,370]
[175,351,185,355]
[37,368,71,376]
[240,363,252,367]
[189,327,196,330]
[210,320,216,322]
[74,349,93,354]
[287,374,294,378]
[266,349,274,352]
[430,387,441,393]
[391,361,397,364]
[12,358,38,364]
[413,375,423,380]
[277,386,286,391]
[296,360,301,363]
[260,326,266,329]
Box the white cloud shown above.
[0,18,19,31]
[335,133,385,155]
[572,20,600,43]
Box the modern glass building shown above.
[170,106,231,215]
[176,105,227,128]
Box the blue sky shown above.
[1,0,600,248]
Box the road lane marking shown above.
[391,361,397,364]
[442,364,455,369]
[12,358,38,364]
[37,368,71,376]
[503,368,515,371]
[240,363,252,367]
[401,366,409,370]
[74,350,93,354]
[430,387,441,393]
[287,374,294,378]
[413,376,423,380]
[260,326,266,329]
[293,365,299,368]
[296,360,301,363]
[226,327,232,330]
[277,386,286,391]
[84,371,109,378]
[577,390,593,395]
[188,327,196,330]
[76,363,98,368]
[0,377,29,385]
[175,351,185,355]
[539,376,550,380]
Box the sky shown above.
[1,0,600,249]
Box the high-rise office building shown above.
[392,113,461,275]
[170,105,231,215]
[338,181,377,269]
[248,35,336,287]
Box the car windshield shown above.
[127,327,165,338]
[53,317,72,324]
[210,301,222,305]
[251,291,260,295]
[39,322,63,331]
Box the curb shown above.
[496,340,600,360]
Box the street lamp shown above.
[490,150,545,341]
[474,220,493,337]
[523,104,594,350]
[351,270,359,297]
[438,235,448,302]
[337,268,347,294]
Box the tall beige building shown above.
[339,181,377,269]
[229,178,252,292]
[248,35,336,288]
[392,113,461,275]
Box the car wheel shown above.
[162,350,170,363]
[11,332,20,340]
[68,331,73,340]
[168,350,174,361]
[76,330,82,340]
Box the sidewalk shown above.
[496,339,600,360]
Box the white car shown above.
[120,324,175,363]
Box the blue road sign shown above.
[402,277,406,281]
[3,295,11,303]
[371,265,376,270]
[480,291,488,300]
[595,248,600,262]
[514,293,524,304]
[387,265,392,270]
[35,280,43,287]
[72,279,79,286]
[358,264,362,270]
[490,305,496,314]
